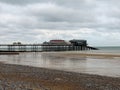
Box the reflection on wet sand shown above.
[40,53,87,70]
[41,53,86,70]
[0,52,120,77]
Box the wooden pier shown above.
[0,44,98,52]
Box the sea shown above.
[0,46,120,77]
[97,46,120,53]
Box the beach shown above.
[42,51,120,58]
[0,51,120,90]
[1,0,120,89]
[0,63,120,90]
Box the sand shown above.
[0,63,120,90]
[42,51,120,59]
[0,51,120,90]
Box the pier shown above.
[0,39,98,52]
[0,44,97,52]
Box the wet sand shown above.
[42,51,120,58]
[0,63,120,90]
[0,51,120,90]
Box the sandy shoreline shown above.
[1,51,120,58]
[1,51,120,56]
[0,63,120,90]
[42,51,120,59]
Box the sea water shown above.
[97,46,120,53]
[0,46,120,77]
[80,46,120,54]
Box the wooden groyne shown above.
[0,52,19,55]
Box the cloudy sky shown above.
[0,0,120,46]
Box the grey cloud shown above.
[0,0,120,31]
[0,0,120,45]
[21,2,96,30]
[0,0,43,5]
[0,0,93,6]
